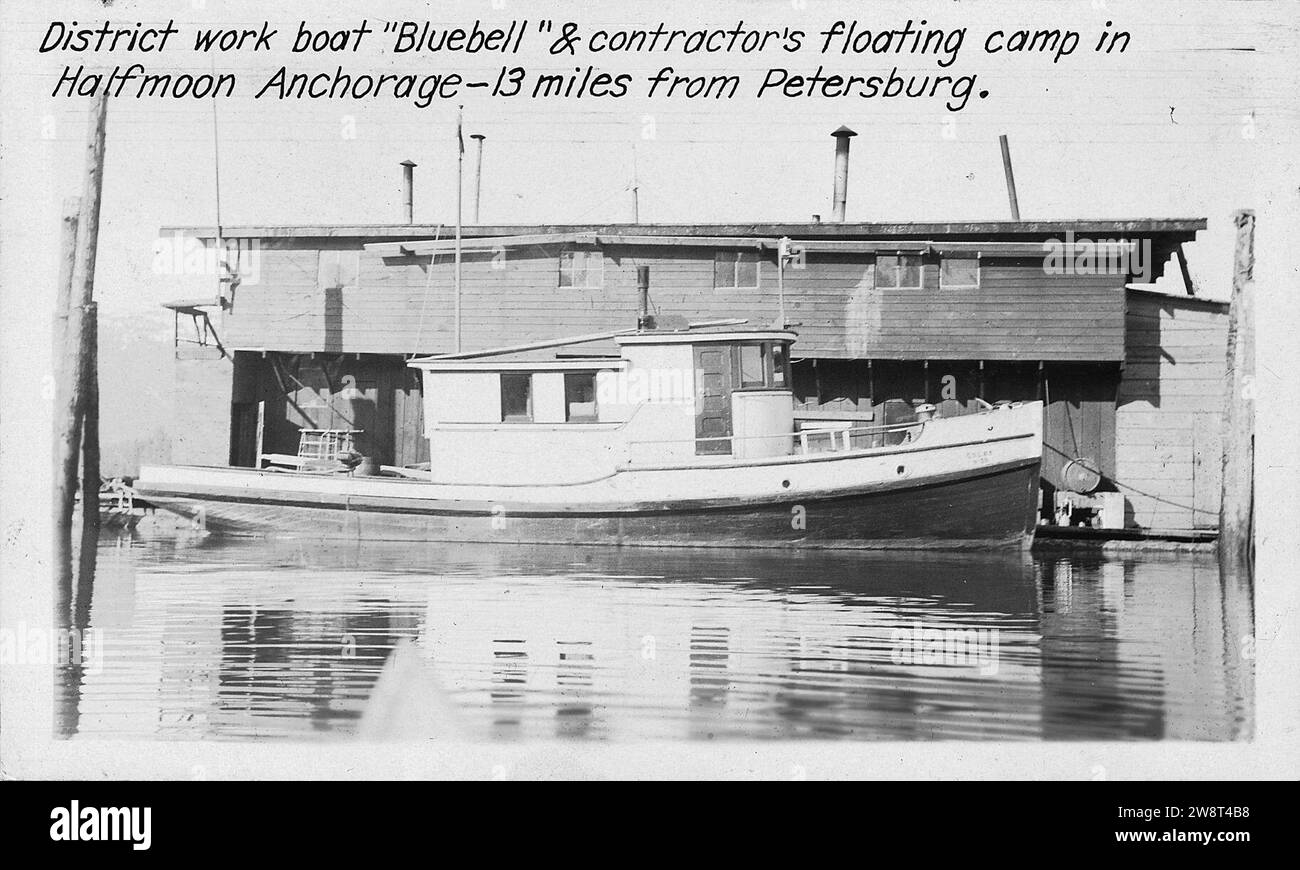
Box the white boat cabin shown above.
[410,329,798,484]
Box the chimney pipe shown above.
[636,266,654,330]
[998,134,1021,221]
[400,159,416,224]
[830,125,857,222]
[469,134,486,224]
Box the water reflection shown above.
[59,535,1253,741]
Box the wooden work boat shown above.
[136,325,1042,550]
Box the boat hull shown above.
[138,457,1040,550]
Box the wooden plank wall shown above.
[1041,363,1119,491]
[171,355,233,465]
[222,241,338,352]
[786,254,1126,360]
[220,242,1128,361]
[230,351,426,468]
[1116,292,1229,530]
[794,358,1121,496]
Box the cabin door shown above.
[694,345,733,454]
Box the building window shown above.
[875,254,922,289]
[564,372,598,422]
[318,250,360,289]
[714,251,759,289]
[500,373,532,422]
[559,249,603,288]
[940,256,980,289]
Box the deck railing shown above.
[625,419,927,465]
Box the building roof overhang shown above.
[161,218,1208,243]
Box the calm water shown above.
[58,533,1254,741]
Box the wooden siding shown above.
[172,355,233,465]
[218,242,1127,361]
[1042,363,1119,492]
[785,255,1126,360]
[793,358,1119,496]
[229,352,426,468]
[1116,293,1228,530]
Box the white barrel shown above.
[731,391,794,459]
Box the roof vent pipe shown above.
[636,266,655,330]
[400,159,417,224]
[830,126,857,222]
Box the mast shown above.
[630,142,640,224]
[470,133,485,224]
[211,62,226,300]
[455,105,463,353]
[777,237,788,329]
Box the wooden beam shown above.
[413,328,639,362]
[168,218,1209,240]
[366,232,598,257]
[593,234,777,249]
[370,235,1137,259]
[412,318,749,362]
[1175,243,1200,296]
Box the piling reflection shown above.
[59,535,1252,741]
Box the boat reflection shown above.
[61,536,1251,742]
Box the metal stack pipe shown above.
[831,125,857,222]
[400,159,416,224]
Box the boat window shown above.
[940,256,979,289]
[876,254,923,289]
[559,248,603,288]
[771,343,789,386]
[500,373,533,422]
[714,251,760,289]
[564,372,598,422]
[732,341,792,390]
[738,343,766,387]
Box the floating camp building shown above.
[159,212,1225,536]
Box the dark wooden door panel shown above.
[694,346,732,455]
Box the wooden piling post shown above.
[1219,210,1255,570]
[76,301,101,625]
[53,91,108,619]
[53,198,81,625]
